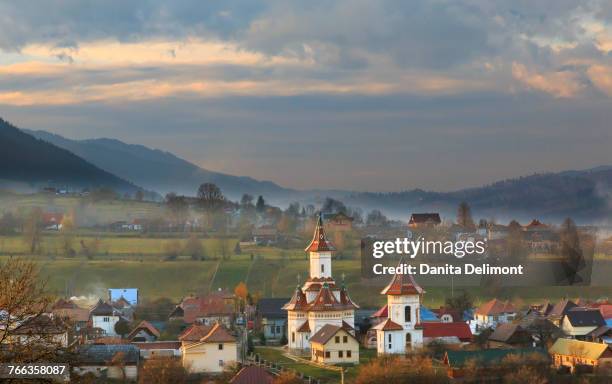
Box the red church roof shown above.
[372,318,403,331]
[282,287,308,311]
[305,213,335,252]
[381,270,424,296]
[371,305,388,318]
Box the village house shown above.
[323,212,354,232]
[548,299,578,326]
[309,324,360,365]
[90,300,123,337]
[408,213,441,229]
[5,314,69,348]
[473,299,516,331]
[422,322,472,345]
[74,344,139,381]
[487,323,534,348]
[52,299,89,334]
[127,320,160,342]
[561,308,606,339]
[42,212,64,230]
[179,323,238,373]
[252,225,278,245]
[549,338,612,374]
[169,290,236,326]
[256,298,288,344]
[132,341,182,359]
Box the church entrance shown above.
[405,333,412,351]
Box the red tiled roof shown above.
[178,294,235,323]
[475,299,515,316]
[305,214,335,252]
[297,321,310,333]
[341,321,354,332]
[304,282,337,292]
[230,366,274,384]
[307,283,355,312]
[178,324,214,342]
[127,320,161,340]
[381,271,424,296]
[42,212,64,225]
[339,285,359,309]
[282,287,308,311]
[423,322,472,341]
[371,305,388,318]
[598,304,612,319]
[201,323,236,343]
[372,318,403,331]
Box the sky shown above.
[0,0,611,192]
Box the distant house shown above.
[230,366,274,384]
[408,213,441,229]
[443,348,547,379]
[323,212,354,232]
[486,224,509,241]
[179,323,238,373]
[8,315,68,348]
[473,299,516,331]
[309,324,359,365]
[549,299,578,326]
[487,323,533,348]
[434,307,462,323]
[90,300,122,337]
[561,308,606,339]
[74,344,139,381]
[42,212,64,230]
[127,320,160,342]
[169,291,236,326]
[549,338,612,373]
[52,299,89,332]
[253,225,278,245]
[257,298,289,343]
[422,322,472,345]
[133,341,182,359]
[108,288,139,306]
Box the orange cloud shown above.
[511,62,584,98]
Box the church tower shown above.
[305,213,334,280]
[373,266,424,354]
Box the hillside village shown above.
[2,207,611,383]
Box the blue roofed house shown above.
[420,306,439,322]
[257,298,288,343]
[108,288,139,306]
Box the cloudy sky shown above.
[0,1,611,191]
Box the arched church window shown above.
[404,305,411,323]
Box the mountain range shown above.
[0,118,139,194]
[24,129,293,201]
[1,118,610,223]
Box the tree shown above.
[234,282,248,312]
[165,193,188,225]
[0,212,18,235]
[559,217,584,284]
[114,319,131,338]
[240,194,254,208]
[197,183,225,211]
[366,210,388,227]
[457,201,476,230]
[506,220,525,262]
[23,207,43,254]
[322,197,347,214]
[0,258,68,363]
[444,290,473,316]
[183,234,205,260]
[60,212,76,257]
[255,195,266,213]
[139,357,189,384]
[234,241,242,255]
[355,356,448,384]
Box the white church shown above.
[372,267,425,354]
[283,214,359,354]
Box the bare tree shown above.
[197,183,225,212]
[457,201,476,230]
[0,258,68,363]
[22,207,43,254]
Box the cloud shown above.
[511,62,585,97]
[587,65,612,96]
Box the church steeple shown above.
[305,213,335,252]
[305,213,334,279]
